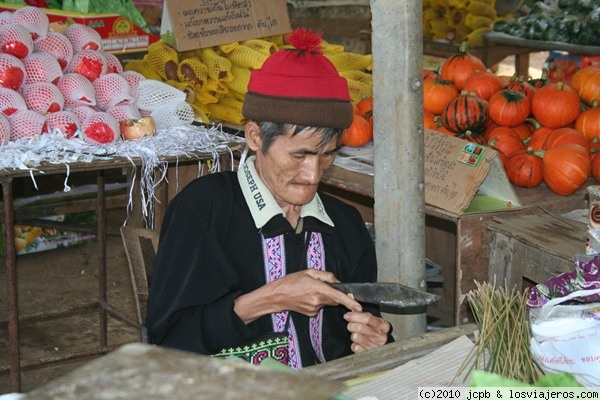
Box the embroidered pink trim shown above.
[263,232,326,369]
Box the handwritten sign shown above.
[161,0,292,52]
[424,129,519,215]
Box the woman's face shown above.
[252,126,338,209]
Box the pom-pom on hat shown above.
[242,28,353,129]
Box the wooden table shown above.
[485,212,587,290]
[1,144,242,393]
[320,165,591,327]
[424,39,535,77]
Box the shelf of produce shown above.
[483,31,600,56]
[320,165,591,327]
[423,39,534,77]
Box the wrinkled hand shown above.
[344,311,391,353]
[271,269,363,317]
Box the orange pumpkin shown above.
[538,143,591,196]
[341,113,372,147]
[441,90,488,134]
[423,78,458,115]
[356,96,373,119]
[571,66,600,106]
[544,127,590,153]
[575,102,600,141]
[439,41,486,91]
[462,70,503,101]
[505,73,536,102]
[424,110,437,129]
[487,126,526,163]
[487,89,531,127]
[591,151,600,181]
[505,147,544,188]
[531,82,581,128]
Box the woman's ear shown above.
[244,121,262,152]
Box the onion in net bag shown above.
[67,50,107,82]
[0,87,27,116]
[9,109,46,140]
[0,112,10,145]
[106,104,141,122]
[120,70,145,97]
[81,111,120,145]
[93,72,133,111]
[46,110,81,138]
[11,6,49,40]
[57,72,96,108]
[135,79,186,112]
[23,51,63,84]
[64,23,102,52]
[34,31,74,71]
[22,82,64,114]
[150,100,195,129]
[0,23,33,59]
[68,104,96,122]
[0,53,26,91]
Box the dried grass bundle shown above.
[457,279,544,384]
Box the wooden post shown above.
[372,0,427,339]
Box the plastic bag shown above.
[529,288,600,388]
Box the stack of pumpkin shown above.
[424,41,600,197]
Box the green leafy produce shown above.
[470,370,583,387]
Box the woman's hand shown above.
[344,311,391,352]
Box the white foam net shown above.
[8,109,46,140]
[0,53,26,91]
[107,104,141,122]
[81,111,120,145]
[0,113,10,144]
[67,50,107,82]
[93,72,133,111]
[10,6,49,40]
[0,87,27,116]
[23,51,63,84]
[120,70,144,97]
[0,11,12,25]
[0,24,33,59]
[135,79,186,111]
[34,32,74,71]
[151,101,195,130]
[105,52,123,74]
[57,72,96,107]
[64,23,103,52]
[22,82,65,114]
[68,105,96,122]
[46,110,81,138]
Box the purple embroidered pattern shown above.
[263,232,326,369]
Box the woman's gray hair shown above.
[257,121,345,152]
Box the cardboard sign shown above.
[161,0,292,52]
[424,129,521,215]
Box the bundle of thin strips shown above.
[456,279,543,384]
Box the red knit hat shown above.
[242,28,353,129]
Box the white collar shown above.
[237,156,334,229]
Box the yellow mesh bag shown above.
[240,39,278,55]
[124,59,163,81]
[177,57,209,91]
[324,52,372,72]
[263,34,285,47]
[345,77,373,104]
[320,39,345,53]
[200,47,234,83]
[227,88,246,102]
[193,90,220,106]
[339,70,373,86]
[226,64,251,95]
[218,94,244,113]
[165,79,195,103]
[218,41,239,54]
[205,78,229,95]
[145,44,179,80]
[225,44,268,70]
[190,103,211,123]
[206,103,246,125]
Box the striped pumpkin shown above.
[441,90,488,135]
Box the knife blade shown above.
[329,282,440,308]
